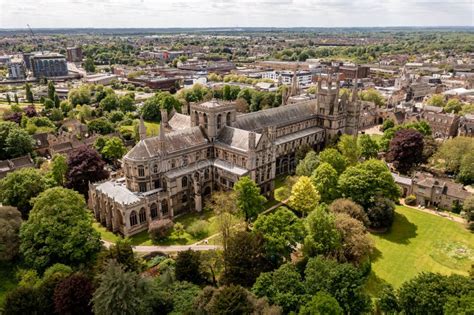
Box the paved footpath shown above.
[400,200,465,224]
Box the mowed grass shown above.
[120,121,160,137]
[367,205,473,294]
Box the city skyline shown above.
[1,0,473,28]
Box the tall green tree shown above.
[0,168,49,218]
[0,206,22,261]
[358,134,379,160]
[92,260,152,315]
[253,207,304,264]
[47,80,56,100]
[6,93,11,104]
[25,83,34,104]
[337,135,360,165]
[299,292,343,315]
[304,205,341,258]
[0,122,35,160]
[175,249,207,285]
[20,187,102,271]
[49,154,68,186]
[234,176,266,224]
[311,162,340,203]
[84,57,96,73]
[338,159,400,209]
[318,148,347,174]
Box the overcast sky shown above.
[0,0,473,28]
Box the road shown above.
[101,239,221,253]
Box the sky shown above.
[0,0,473,28]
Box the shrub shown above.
[405,194,416,206]
[186,220,209,238]
[149,219,174,241]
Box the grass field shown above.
[119,121,160,137]
[366,205,473,294]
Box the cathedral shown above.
[88,75,361,237]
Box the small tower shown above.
[158,122,166,153]
[139,116,147,141]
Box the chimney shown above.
[161,109,169,127]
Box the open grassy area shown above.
[366,205,473,295]
[120,121,160,137]
[0,262,18,306]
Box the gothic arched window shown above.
[139,207,146,223]
[150,203,158,220]
[130,211,138,226]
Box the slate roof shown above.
[168,113,191,130]
[95,180,141,205]
[125,126,208,161]
[274,127,324,145]
[216,126,262,152]
[234,101,316,131]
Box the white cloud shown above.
[0,0,472,28]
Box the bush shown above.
[186,220,209,238]
[405,194,416,206]
[149,219,174,241]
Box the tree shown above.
[54,273,94,315]
[382,118,395,131]
[427,94,445,107]
[252,263,306,313]
[84,56,96,73]
[463,196,474,231]
[3,286,40,315]
[288,176,320,216]
[0,206,22,261]
[141,97,162,121]
[253,207,304,265]
[99,94,119,112]
[66,146,109,196]
[334,213,373,264]
[377,285,400,314]
[388,129,424,174]
[175,249,207,285]
[206,191,238,252]
[318,148,347,174]
[296,150,320,176]
[0,168,49,218]
[25,82,34,104]
[337,135,360,165]
[444,98,463,114]
[92,260,152,315]
[338,159,400,209]
[433,137,474,175]
[207,285,256,315]
[14,93,19,104]
[299,291,343,315]
[222,231,271,287]
[47,80,56,101]
[20,187,102,271]
[119,95,136,112]
[99,136,127,162]
[6,93,11,104]
[68,86,91,106]
[303,205,341,258]
[165,281,202,314]
[328,198,369,226]
[304,256,370,314]
[234,176,266,224]
[50,154,67,186]
[359,88,385,106]
[0,122,34,159]
[458,153,474,185]
[366,196,395,229]
[358,134,379,160]
[311,162,340,203]
[87,117,115,135]
[97,238,141,273]
[398,273,473,315]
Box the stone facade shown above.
[89,77,362,236]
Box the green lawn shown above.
[94,209,224,246]
[367,205,473,294]
[0,262,18,306]
[120,121,160,137]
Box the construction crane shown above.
[27,24,43,54]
